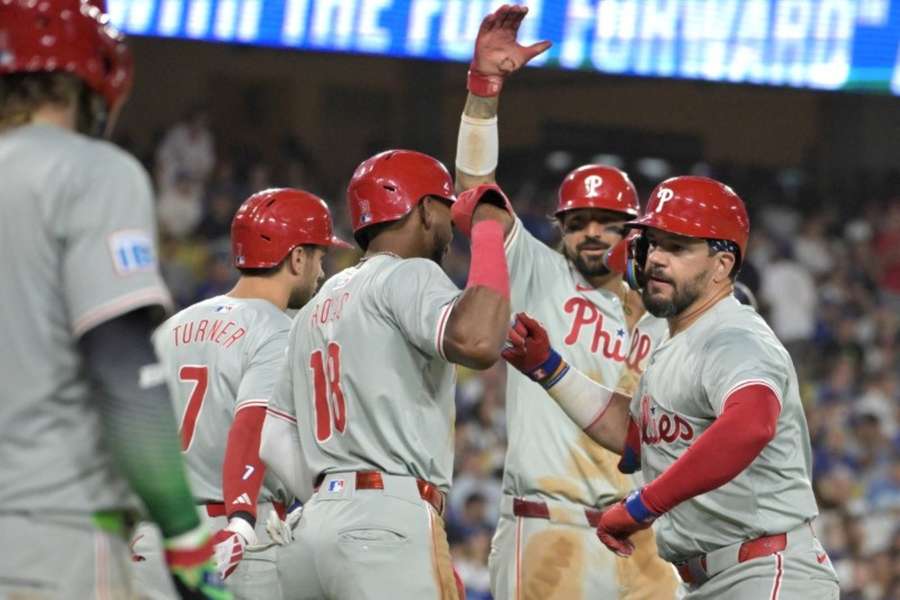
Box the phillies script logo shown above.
[564,297,627,360]
[584,175,603,197]
[625,326,652,375]
[640,394,694,445]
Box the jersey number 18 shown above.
[309,342,347,443]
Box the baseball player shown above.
[452,5,677,599]
[132,188,350,599]
[503,176,840,599]
[259,149,512,600]
[0,1,227,598]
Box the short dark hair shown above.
[353,207,417,250]
[706,239,742,280]
[235,244,318,277]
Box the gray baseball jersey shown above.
[268,254,462,498]
[631,295,819,563]
[153,295,291,505]
[0,123,171,512]
[503,218,666,506]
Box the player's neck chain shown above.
[360,251,402,263]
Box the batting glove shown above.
[596,489,658,558]
[165,525,232,600]
[501,312,566,388]
[265,500,304,546]
[211,517,256,579]
[468,4,551,97]
[451,183,514,237]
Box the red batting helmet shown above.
[556,165,639,218]
[0,0,133,114]
[232,188,351,269]
[347,150,456,236]
[627,176,750,258]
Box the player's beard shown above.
[565,239,611,279]
[430,239,449,266]
[287,274,324,310]
[642,267,706,318]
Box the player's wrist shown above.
[226,515,257,546]
[623,489,659,524]
[467,67,503,97]
[530,349,567,388]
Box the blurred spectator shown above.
[447,492,490,544]
[194,250,238,301]
[197,189,238,241]
[155,106,215,190]
[875,199,900,310]
[454,529,493,600]
[760,242,817,369]
[794,215,835,278]
[157,171,204,239]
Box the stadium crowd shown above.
[127,110,900,600]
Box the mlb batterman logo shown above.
[359,199,372,225]
[328,479,345,493]
[584,175,603,198]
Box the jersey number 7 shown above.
[310,342,347,443]
[178,365,208,451]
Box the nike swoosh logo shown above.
[576,284,593,291]
[816,553,828,564]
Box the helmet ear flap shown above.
[624,233,649,291]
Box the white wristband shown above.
[546,366,615,430]
[455,114,498,177]
[227,515,258,546]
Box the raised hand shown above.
[468,4,552,97]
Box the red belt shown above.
[512,497,603,528]
[203,501,286,521]
[316,471,445,515]
[675,533,787,585]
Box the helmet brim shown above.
[329,235,354,250]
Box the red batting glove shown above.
[211,518,255,579]
[596,490,658,558]
[501,313,565,386]
[452,183,514,237]
[468,4,552,97]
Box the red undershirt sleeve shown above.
[223,404,267,524]
[640,384,781,515]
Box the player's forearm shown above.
[444,288,510,369]
[543,363,630,453]
[443,219,511,369]
[259,411,309,501]
[455,93,499,193]
[79,308,201,538]
[222,405,267,525]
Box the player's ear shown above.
[287,246,305,275]
[712,251,735,284]
[419,198,435,230]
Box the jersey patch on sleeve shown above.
[108,229,157,275]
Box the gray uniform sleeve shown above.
[63,151,171,337]
[700,331,788,416]
[505,217,567,307]
[380,259,462,360]
[235,327,290,413]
